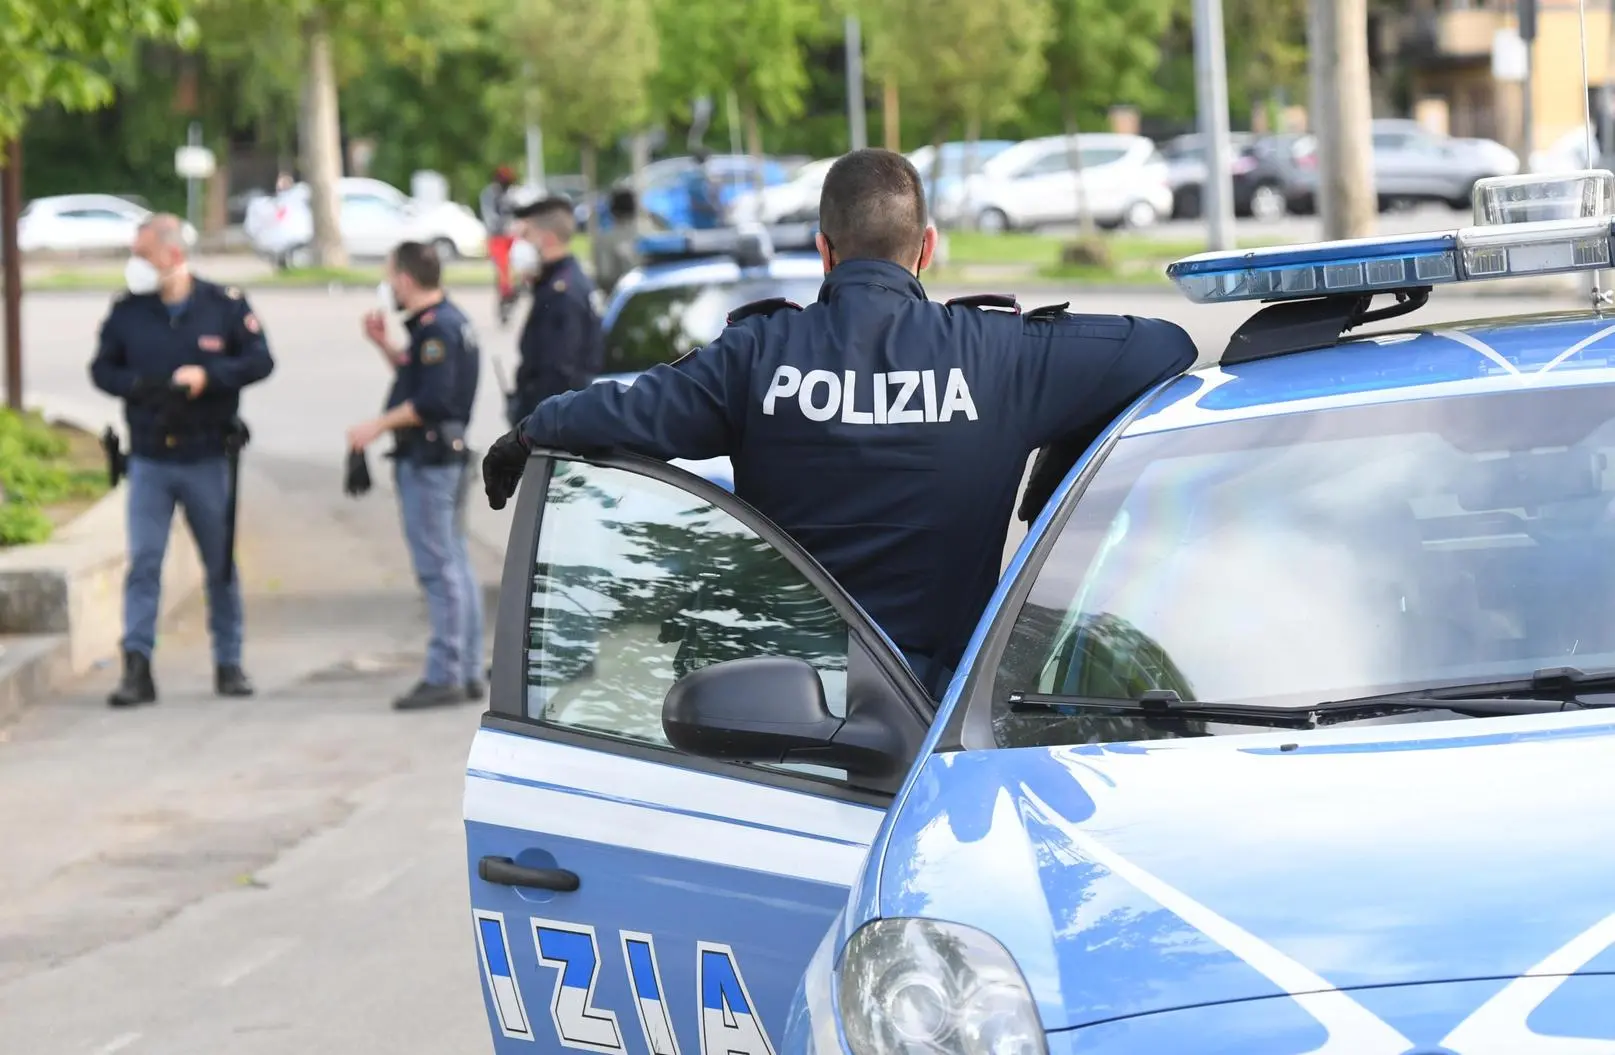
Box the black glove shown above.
[344,448,372,497]
[483,427,531,510]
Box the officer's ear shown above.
[815,232,835,274]
[916,225,938,274]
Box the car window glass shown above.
[526,459,852,780]
[1079,147,1129,168]
[988,379,1615,747]
[603,276,824,374]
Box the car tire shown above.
[977,207,1011,233]
[1123,200,1159,229]
[1448,181,1479,211]
[1249,184,1287,222]
[1173,186,1203,219]
[283,244,314,270]
[431,237,459,262]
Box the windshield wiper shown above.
[1007,685,1614,731]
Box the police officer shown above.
[506,196,602,426]
[481,150,1197,695]
[90,214,275,707]
[348,241,485,710]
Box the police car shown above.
[596,223,824,489]
[465,170,1615,1054]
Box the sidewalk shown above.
[0,454,492,1048]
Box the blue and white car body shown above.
[464,171,1615,1055]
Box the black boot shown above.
[393,680,471,711]
[465,678,486,701]
[108,650,157,708]
[215,664,255,697]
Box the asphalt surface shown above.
[0,271,1592,1053]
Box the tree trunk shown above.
[1063,96,1096,240]
[301,12,348,268]
[962,116,980,230]
[883,79,901,152]
[204,138,230,248]
[581,141,600,245]
[1307,0,1375,239]
[926,126,944,223]
[743,98,765,197]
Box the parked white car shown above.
[938,134,1174,231]
[1529,125,1602,174]
[17,194,197,254]
[729,156,837,224]
[245,177,486,269]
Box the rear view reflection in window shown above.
[525,461,850,753]
[603,277,823,375]
[990,382,1615,747]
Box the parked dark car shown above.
[1161,133,1256,219]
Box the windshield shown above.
[602,275,823,375]
[990,381,1615,746]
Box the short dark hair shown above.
[391,241,441,289]
[513,195,576,241]
[818,149,928,265]
[609,188,637,218]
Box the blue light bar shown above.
[1168,233,1461,303]
[636,222,819,265]
[1169,173,1615,304]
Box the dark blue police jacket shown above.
[518,258,1197,672]
[516,255,601,408]
[90,278,275,460]
[387,296,480,458]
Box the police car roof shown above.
[1127,310,1615,438]
[617,251,823,296]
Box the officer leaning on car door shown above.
[482,149,1198,697]
[348,240,486,711]
[90,213,275,708]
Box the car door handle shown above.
[478,855,581,892]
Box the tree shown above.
[1,0,195,410]
[1045,0,1174,241]
[0,0,197,142]
[857,0,1051,218]
[652,0,821,160]
[185,0,486,267]
[504,0,658,238]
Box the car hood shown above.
[876,710,1615,1037]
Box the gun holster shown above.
[100,427,127,488]
[419,421,469,466]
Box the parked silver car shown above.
[1289,119,1520,212]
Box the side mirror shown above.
[662,656,904,778]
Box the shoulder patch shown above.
[1026,301,1072,320]
[945,293,1020,313]
[421,338,446,365]
[225,286,244,300]
[243,312,261,334]
[726,297,803,326]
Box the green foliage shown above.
[501,0,658,157]
[857,0,1052,137]
[0,0,197,141]
[652,0,822,130]
[0,410,106,546]
[1045,0,1175,127]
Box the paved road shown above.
[0,279,1591,1051]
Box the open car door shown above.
[464,451,935,1055]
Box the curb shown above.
[0,412,206,719]
[0,635,72,730]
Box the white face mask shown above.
[125,256,161,295]
[510,238,540,276]
[376,281,398,313]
